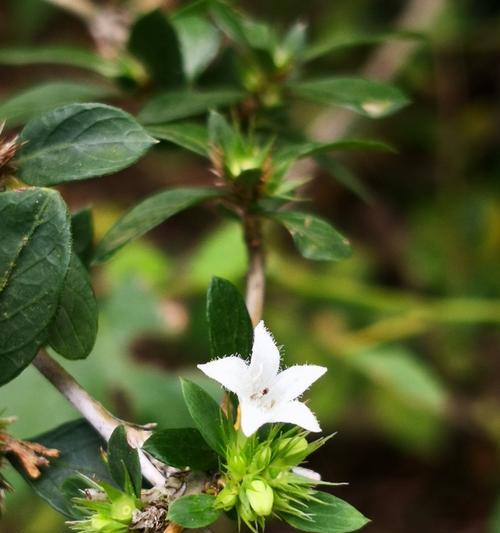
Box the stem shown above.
[243,214,266,326]
[33,351,166,487]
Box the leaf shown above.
[16,103,157,186]
[12,419,112,519]
[108,426,142,497]
[0,188,71,385]
[144,428,219,471]
[282,491,370,533]
[128,9,184,87]
[168,494,221,528]
[207,277,253,358]
[71,208,94,266]
[289,77,409,118]
[208,109,233,149]
[138,89,243,125]
[47,254,98,360]
[180,379,226,455]
[147,122,209,156]
[0,80,118,128]
[270,211,352,261]
[93,187,221,264]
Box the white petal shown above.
[249,321,281,384]
[240,398,271,436]
[292,466,321,481]
[267,400,322,432]
[197,357,250,395]
[270,365,327,404]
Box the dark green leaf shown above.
[270,211,352,261]
[93,187,220,264]
[207,277,253,358]
[71,208,94,266]
[128,9,184,87]
[0,80,118,128]
[144,428,219,470]
[48,254,98,360]
[168,494,221,528]
[138,89,243,125]
[0,188,71,385]
[180,379,226,455]
[282,491,370,533]
[108,426,142,497]
[289,77,409,118]
[16,103,157,186]
[147,122,209,156]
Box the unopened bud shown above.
[228,454,247,478]
[215,486,238,511]
[252,446,272,469]
[246,480,274,517]
[277,437,308,461]
[110,494,136,523]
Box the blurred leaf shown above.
[0,188,71,385]
[71,208,94,267]
[270,211,352,261]
[0,81,118,128]
[144,428,218,470]
[139,89,243,125]
[489,495,500,533]
[108,426,141,497]
[128,9,184,87]
[283,491,370,532]
[93,187,221,264]
[289,77,409,118]
[167,494,220,528]
[16,103,157,186]
[48,254,98,361]
[147,122,209,156]
[207,277,253,358]
[208,109,233,149]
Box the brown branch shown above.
[243,214,266,326]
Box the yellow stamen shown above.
[234,405,241,431]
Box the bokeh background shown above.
[1,0,500,532]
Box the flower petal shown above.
[267,400,322,432]
[270,365,327,404]
[197,356,250,395]
[249,321,281,384]
[240,398,271,436]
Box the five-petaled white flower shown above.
[198,321,327,436]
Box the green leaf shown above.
[16,103,157,186]
[180,379,226,455]
[289,77,409,118]
[168,494,221,528]
[128,9,184,87]
[108,426,142,497]
[47,254,98,360]
[147,122,209,156]
[138,89,243,125]
[0,80,118,128]
[93,187,221,264]
[282,491,370,533]
[71,208,94,266]
[208,109,233,149]
[11,419,112,519]
[207,277,253,358]
[0,188,71,385]
[270,211,352,261]
[144,427,219,471]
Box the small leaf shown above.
[138,89,243,125]
[71,208,94,266]
[208,110,233,150]
[93,187,221,264]
[16,103,156,186]
[144,428,219,471]
[147,122,209,156]
[282,491,370,533]
[270,211,352,261]
[207,277,253,358]
[168,494,221,528]
[47,254,98,360]
[108,426,142,497]
[180,379,226,455]
[289,77,409,118]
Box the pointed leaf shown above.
[168,494,221,528]
[147,122,209,156]
[108,426,142,497]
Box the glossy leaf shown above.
[147,122,209,156]
[93,187,221,264]
[289,77,409,118]
[0,188,71,385]
[71,208,94,266]
[108,426,142,497]
[16,103,157,186]
[144,427,219,471]
[283,491,370,533]
[167,494,221,528]
[207,277,253,358]
[271,211,352,261]
[48,254,98,360]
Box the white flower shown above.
[198,321,327,436]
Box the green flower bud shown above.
[215,486,238,511]
[228,454,247,479]
[110,494,136,523]
[90,515,113,531]
[252,446,272,470]
[277,436,308,462]
[246,480,274,517]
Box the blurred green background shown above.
[1,0,500,532]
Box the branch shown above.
[243,214,266,326]
[33,350,166,487]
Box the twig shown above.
[243,214,266,326]
[33,350,166,487]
